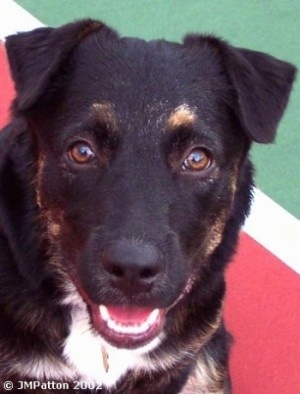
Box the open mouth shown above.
[90,304,166,349]
[71,275,195,349]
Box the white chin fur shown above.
[63,300,163,389]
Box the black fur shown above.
[0,19,296,393]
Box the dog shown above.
[0,19,296,393]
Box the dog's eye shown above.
[68,142,96,164]
[182,148,212,172]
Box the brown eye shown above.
[182,148,212,172]
[68,142,96,164]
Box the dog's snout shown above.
[102,241,161,294]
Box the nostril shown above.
[105,261,158,281]
[110,264,124,278]
[140,267,159,280]
[102,254,125,278]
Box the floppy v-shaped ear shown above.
[184,35,297,143]
[5,19,115,112]
[0,121,46,286]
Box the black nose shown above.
[102,240,161,294]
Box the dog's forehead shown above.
[67,35,228,124]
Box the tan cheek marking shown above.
[203,212,227,257]
[48,221,62,238]
[204,167,240,257]
[35,154,45,209]
[188,303,223,351]
[230,163,240,198]
[167,104,197,129]
[39,208,63,246]
[35,155,63,242]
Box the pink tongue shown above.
[106,306,154,324]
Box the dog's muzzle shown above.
[74,238,191,349]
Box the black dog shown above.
[0,19,296,393]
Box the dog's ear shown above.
[184,35,297,143]
[5,19,116,112]
[0,121,47,287]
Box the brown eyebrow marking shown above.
[167,104,197,130]
[91,102,118,131]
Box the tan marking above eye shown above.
[167,104,197,130]
[91,102,117,131]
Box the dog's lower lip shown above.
[90,304,165,349]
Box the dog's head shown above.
[2,20,296,351]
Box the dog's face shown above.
[4,20,295,357]
[32,34,247,350]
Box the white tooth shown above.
[147,309,160,326]
[100,307,161,336]
[107,318,120,332]
[107,318,150,335]
[99,305,109,322]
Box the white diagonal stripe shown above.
[243,188,300,274]
[0,0,43,41]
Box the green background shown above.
[17,0,300,217]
